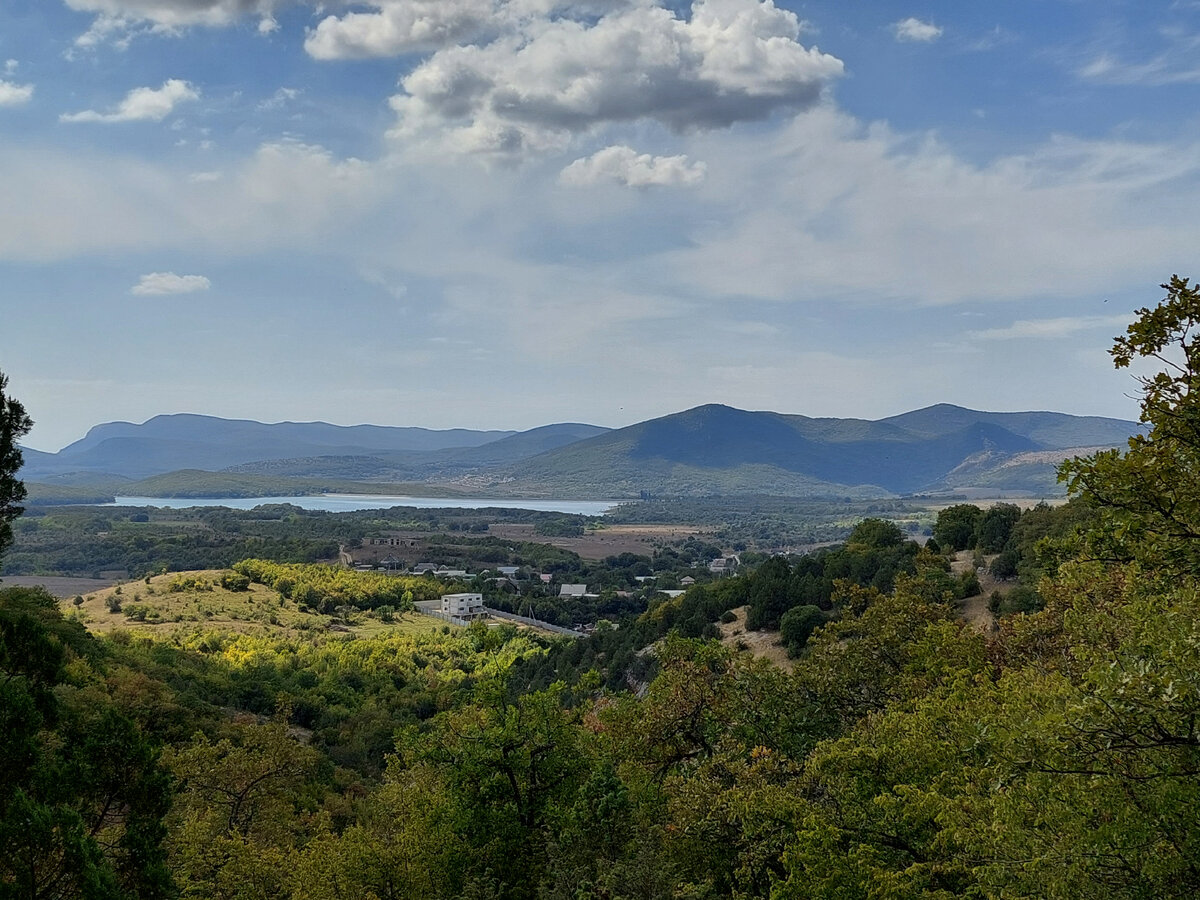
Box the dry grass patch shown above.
[717,605,793,672]
[61,569,442,639]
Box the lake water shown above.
[109,494,621,516]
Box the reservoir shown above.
[109,494,621,516]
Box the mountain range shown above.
[18,404,1140,501]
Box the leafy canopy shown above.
[0,368,32,564]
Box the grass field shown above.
[58,569,451,639]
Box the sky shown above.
[3,0,1199,451]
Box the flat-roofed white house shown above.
[442,592,485,620]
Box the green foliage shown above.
[779,604,823,656]
[846,517,906,549]
[0,586,172,899]
[0,369,32,567]
[168,573,214,593]
[220,570,251,591]
[233,559,435,613]
[1063,275,1200,574]
[932,503,983,551]
[975,502,1021,552]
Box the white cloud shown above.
[966,314,1132,341]
[892,17,942,43]
[305,0,495,59]
[257,86,300,110]
[656,108,1200,306]
[60,79,199,123]
[0,138,379,261]
[131,271,211,295]
[64,0,286,29]
[188,170,223,182]
[389,0,844,157]
[4,60,17,75]
[560,145,706,187]
[0,81,34,107]
[257,15,279,34]
[1079,51,1200,86]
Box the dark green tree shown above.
[932,504,982,551]
[975,503,1021,553]
[847,517,905,549]
[779,604,823,656]
[0,369,32,565]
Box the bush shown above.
[719,609,737,624]
[105,595,122,613]
[780,604,824,656]
[998,585,1043,616]
[220,571,252,592]
[989,549,1020,580]
[958,570,981,598]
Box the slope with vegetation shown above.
[2,277,1200,898]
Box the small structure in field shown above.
[709,557,739,576]
[441,592,485,620]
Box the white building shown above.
[559,583,588,599]
[441,592,485,620]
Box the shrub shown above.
[220,571,252,592]
[780,604,824,656]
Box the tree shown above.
[0,369,32,565]
[779,604,823,656]
[975,503,1021,553]
[932,504,982,551]
[1063,276,1200,574]
[847,517,905,549]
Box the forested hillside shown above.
[3,279,1200,898]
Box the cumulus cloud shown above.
[306,0,496,59]
[389,0,844,157]
[892,17,942,42]
[560,145,706,187]
[0,81,34,107]
[131,271,211,295]
[60,79,199,123]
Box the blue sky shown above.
[3,0,1198,450]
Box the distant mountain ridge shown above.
[498,403,1140,497]
[25,414,525,481]
[18,404,1141,499]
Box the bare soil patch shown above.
[950,550,1000,633]
[718,605,793,672]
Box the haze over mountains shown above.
[19,404,1140,501]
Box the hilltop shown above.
[19,403,1139,501]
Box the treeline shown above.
[231,559,442,612]
[608,495,927,549]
